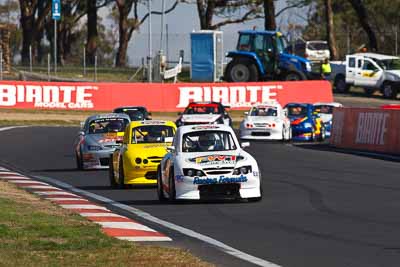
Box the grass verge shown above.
[0,181,212,267]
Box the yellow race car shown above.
[109,120,176,188]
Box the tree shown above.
[18,0,51,64]
[263,0,276,30]
[324,0,338,59]
[347,0,377,51]
[193,0,263,30]
[114,0,179,67]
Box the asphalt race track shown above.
[1,126,400,267]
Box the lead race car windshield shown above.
[183,104,222,115]
[182,131,237,152]
[88,118,129,134]
[287,105,308,117]
[131,125,175,144]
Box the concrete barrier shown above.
[330,107,400,155]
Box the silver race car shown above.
[73,113,130,170]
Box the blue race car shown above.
[284,103,326,141]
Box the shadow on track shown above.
[294,143,400,162]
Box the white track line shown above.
[117,236,172,242]
[35,175,281,267]
[97,222,156,232]
[45,198,88,201]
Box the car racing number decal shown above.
[191,155,237,165]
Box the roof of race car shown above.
[177,124,234,135]
[187,102,225,107]
[250,102,282,109]
[128,120,176,129]
[113,106,148,112]
[313,102,343,107]
[86,113,130,121]
[284,103,312,108]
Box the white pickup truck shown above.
[330,53,400,99]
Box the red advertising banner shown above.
[330,107,400,155]
[0,80,332,111]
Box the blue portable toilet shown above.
[190,30,223,82]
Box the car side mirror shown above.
[79,131,85,136]
[244,111,249,115]
[241,142,250,148]
[166,146,175,152]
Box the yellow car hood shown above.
[126,143,170,158]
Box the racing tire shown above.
[382,82,398,99]
[75,152,83,170]
[157,165,167,202]
[76,147,83,170]
[118,158,126,189]
[310,129,316,142]
[284,71,303,81]
[363,87,374,97]
[318,126,326,142]
[334,75,350,93]
[225,58,259,82]
[168,169,176,202]
[109,155,117,189]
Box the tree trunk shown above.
[116,3,129,67]
[86,0,98,65]
[19,1,35,65]
[197,0,214,29]
[263,0,276,31]
[324,0,338,59]
[347,0,378,51]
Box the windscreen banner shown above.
[0,80,332,111]
[330,107,400,155]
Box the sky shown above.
[113,0,309,66]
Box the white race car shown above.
[157,125,262,201]
[239,102,291,140]
[175,102,232,127]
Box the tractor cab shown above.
[225,30,312,82]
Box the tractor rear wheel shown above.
[225,58,259,82]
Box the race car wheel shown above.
[76,149,83,170]
[168,169,176,202]
[118,159,126,189]
[318,126,326,142]
[311,129,316,142]
[157,165,167,202]
[109,155,117,189]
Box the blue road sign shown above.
[52,0,61,20]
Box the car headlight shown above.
[87,145,102,151]
[233,165,252,175]
[183,168,206,177]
